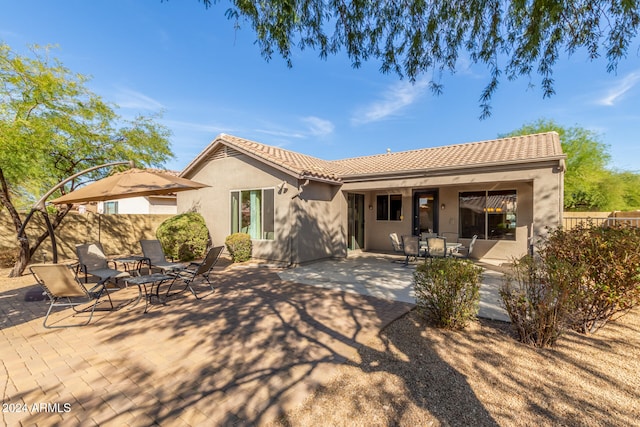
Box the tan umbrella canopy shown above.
[49,168,209,205]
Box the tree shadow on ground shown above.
[68,266,497,426]
[4,260,639,426]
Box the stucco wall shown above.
[343,161,563,260]
[178,154,345,265]
[0,211,173,263]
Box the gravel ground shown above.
[271,308,640,426]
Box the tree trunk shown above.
[7,207,72,277]
[9,238,31,278]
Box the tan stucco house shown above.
[179,132,565,265]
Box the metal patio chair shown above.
[76,243,130,285]
[140,239,184,273]
[401,235,424,265]
[166,246,224,299]
[454,235,478,259]
[389,233,404,253]
[30,264,115,328]
[426,236,448,259]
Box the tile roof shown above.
[183,134,349,183]
[182,132,564,183]
[332,132,564,179]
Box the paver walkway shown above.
[0,265,413,426]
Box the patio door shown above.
[347,193,365,250]
[413,190,438,236]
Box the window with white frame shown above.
[103,201,118,215]
[230,189,275,240]
[459,190,517,240]
[376,194,402,221]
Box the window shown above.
[459,190,517,240]
[376,194,402,221]
[230,189,275,240]
[103,201,118,215]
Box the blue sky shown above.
[2,1,639,172]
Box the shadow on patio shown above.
[1,263,499,426]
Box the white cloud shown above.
[255,129,306,139]
[114,87,165,110]
[352,79,429,125]
[597,71,640,106]
[301,116,335,136]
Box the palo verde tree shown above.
[194,0,640,118]
[0,43,173,277]
[503,118,640,211]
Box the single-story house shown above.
[178,132,565,265]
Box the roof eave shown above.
[180,136,225,178]
[181,134,342,184]
[340,156,567,183]
[300,174,343,185]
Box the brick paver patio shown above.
[0,263,413,426]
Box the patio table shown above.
[124,273,173,313]
[419,241,463,256]
[113,255,150,272]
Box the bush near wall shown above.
[225,233,252,263]
[544,222,640,334]
[156,212,209,262]
[500,255,576,348]
[501,221,640,348]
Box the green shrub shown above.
[225,233,252,263]
[500,255,575,348]
[543,222,640,334]
[414,258,482,329]
[156,212,210,262]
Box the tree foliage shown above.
[503,118,640,211]
[197,0,640,118]
[0,43,173,276]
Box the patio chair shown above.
[166,246,224,299]
[401,235,424,265]
[30,264,115,328]
[420,232,438,240]
[140,239,184,273]
[454,235,477,259]
[389,233,404,252]
[426,236,448,259]
[76,243,130,285]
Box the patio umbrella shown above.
[48,168,209,249]
[49,168,209,205]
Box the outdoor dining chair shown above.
[76,243,130,285]
[389,233,404,253]
[166,246,224,299]
[30,264,115,328]
[401,235,424,265]
[426,236,448,259]
[140,239,184,273]
[454,235,478,259]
